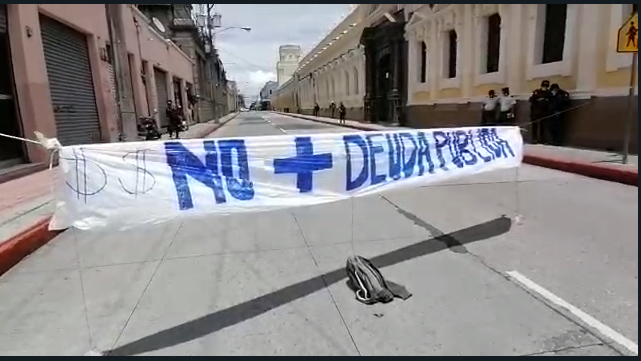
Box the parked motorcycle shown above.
[138,110,162,141]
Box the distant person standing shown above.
[338,102,347,124]
[313,102,320,117]
[165,100,175,138]
[529,80,552,144]
[481,90,498,126]
[548,83,570,146]
[329,101,336,118]
[498,87,516,125]
[166,100,181,139]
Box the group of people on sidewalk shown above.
[481,80,570,146]
[481,87,517,127]
[165,100,187,139]
[529,80,570,146]
[313,101,347,124]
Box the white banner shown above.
[49,126,523,230]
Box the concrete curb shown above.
[191,112,239,138]
[523,154,638,187]
[278,112,638,187]
[0,217,61,276]
[0,113,240,277]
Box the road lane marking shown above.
[507,270,638,355]
[265,119,287,133]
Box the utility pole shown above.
[106,4,137,141]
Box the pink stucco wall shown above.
[6,4,194,164]
[121,6,193,126]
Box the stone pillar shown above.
[575,4,599,93]
[363,40,374,122]
[7,4,55,162]
[180,79,190,124]
[109,4,137,141]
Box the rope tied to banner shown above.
[0,130,63,168]
[0,130,63,211]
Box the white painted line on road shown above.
[265,119,287,133]
[507,271,638,355]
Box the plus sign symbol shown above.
[273,136,333,193]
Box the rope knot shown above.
[34,131,62,151]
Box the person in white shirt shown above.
[481,90,498,126]
[498,87,516,125]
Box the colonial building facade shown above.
[0,4,194,179]
[272,4,639,153]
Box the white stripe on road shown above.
[265,119,287,133]
[507,271,638,355]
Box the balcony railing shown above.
[171,17,197,30]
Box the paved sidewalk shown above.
[0,112,238,275]
[160,113,239,140]
[279,112,638,187]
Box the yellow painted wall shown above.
[474,84,506,97]
[412,91,430,102]
[595,4,638,90]
[437,88,462,99]
[525,76,576,93]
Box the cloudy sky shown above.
[210,4,353,100]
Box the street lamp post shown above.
[203,5,251,122]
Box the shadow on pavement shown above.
[108,215,513,356]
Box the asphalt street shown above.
[0,112,637,356]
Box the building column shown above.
[575,4,599,93]
[179,78,190,123]
[129,52,147,121]
[165,72,174,103]
[7,4,55,163]
[406,31,418,98]
[506,4,524,94]
[145,62,160,125]
[110,4,137,141]
[429,20,439,100]
[461,4,474,98]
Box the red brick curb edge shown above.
[0,217,61,276]
[523,154,638,187]
[278,112,638,187]
[0,113,240,277]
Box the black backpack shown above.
[345,255,412,305]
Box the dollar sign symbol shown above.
[62,148,108,203]
[117,149,156,197]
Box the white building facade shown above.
[274,4,639,152]
[276,44,302,86]
[259,80,279,101]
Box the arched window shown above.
[353,67,359,95]
[419,41,427,83]
[345,70,350,96]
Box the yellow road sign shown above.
[617,11,638,53]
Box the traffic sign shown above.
[617,12,638,53]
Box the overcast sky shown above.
[211,4,352,99]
